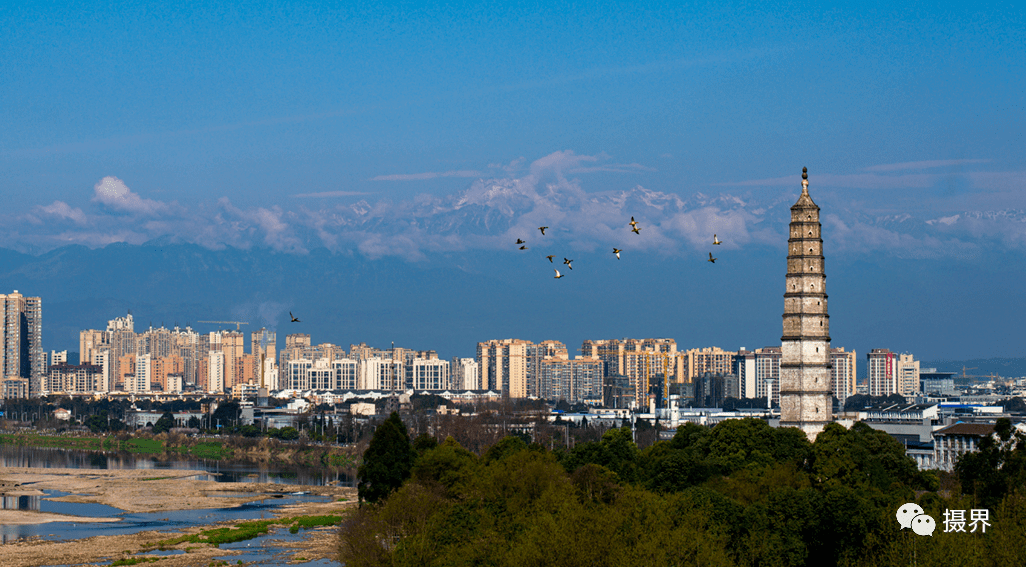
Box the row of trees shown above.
[345,415,1026,567]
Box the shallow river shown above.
[0,444,356,486]
[0,445,351,564]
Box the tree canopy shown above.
[357,412,415,504]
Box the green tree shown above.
[358,412,415,504]
[152,411,176,434]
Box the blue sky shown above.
[1,2,1024,360]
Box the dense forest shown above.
[339,414,1026,567]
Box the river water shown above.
[0,445,353,564]
[0,444,356,486]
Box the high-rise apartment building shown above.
[897,353,920,396]
[451,358,480,390]
[358,358,404,390]
[251,328,277,363]
[754,347,782,406]
[538,357,604,402]
[1,290,44,397]
[208,351,225,393]
[733,349,758,399]
[779,168,834,441]
[45,363,103,394]
[129,354,152,393]
[333,359,357,390]
[682,347,737,383]
[80,329,108,366]
[138,325,172,358]
[412,358,450,390]
[527,341,569,397]
[830,348,857,406]
[581,338,677,406]
[49,350,68,366]
[477,339,531,398]
[867,348,897,397]
[208,330,245,391]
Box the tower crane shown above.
[197,321,250,332]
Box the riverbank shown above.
[0,467,349,513]
[0,431,359,468]
[0,467,355,566]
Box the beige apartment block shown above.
[581,338,677,407]
[539,356,604,402]
[682,346,738,383]
[80,329,108,365]
[526,340,568,397]
[897,353,920,396]
[477,339,531,398]
[45,363,104,394]
[779,169,834,441]
[150,355,185,392]
[252,328,277,362]
[830,347,857,405]
[286,333,312,349]
[116,353,137,391]
[237,353,258,386]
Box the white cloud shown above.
[91,176,172,215]
[38,201,87,225]
[294,191,374,197]
[5,155,1026,260]
[370,170,482,181]
[529,150,603,177]
[865,159,991,172]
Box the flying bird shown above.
[546,255,554,262]
[538,226,548,235]
[631,226,641,235]
[520,245,528,250]
[708,252,717,263]
[713,234,722,245]
[516,238,525,245]
[290,312,300,322]
[563,258,573,269]
[613,248,621,259]
[554,269,564,279]
[629,216,637,228]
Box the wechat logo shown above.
[897,503,935,536]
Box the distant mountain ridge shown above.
[920,358,1026,379]
[0,239,1022,364]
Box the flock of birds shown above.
[284,219,723,321]
[518,217,724,279]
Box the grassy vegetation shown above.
[1,430,356,469]
[0,432,103,450]
[140,476,174,481]
[190,441,232,459]
[125,438,164,453]
[110,557,159,566]
[154,514,345,548]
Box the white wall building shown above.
[208,351,225,393]
[359,357,404,390]
[333,359,358,390]
[129,354,152,393]
[413,358,450,390]
[452,357,480,390]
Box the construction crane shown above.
[197,320,250,332]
